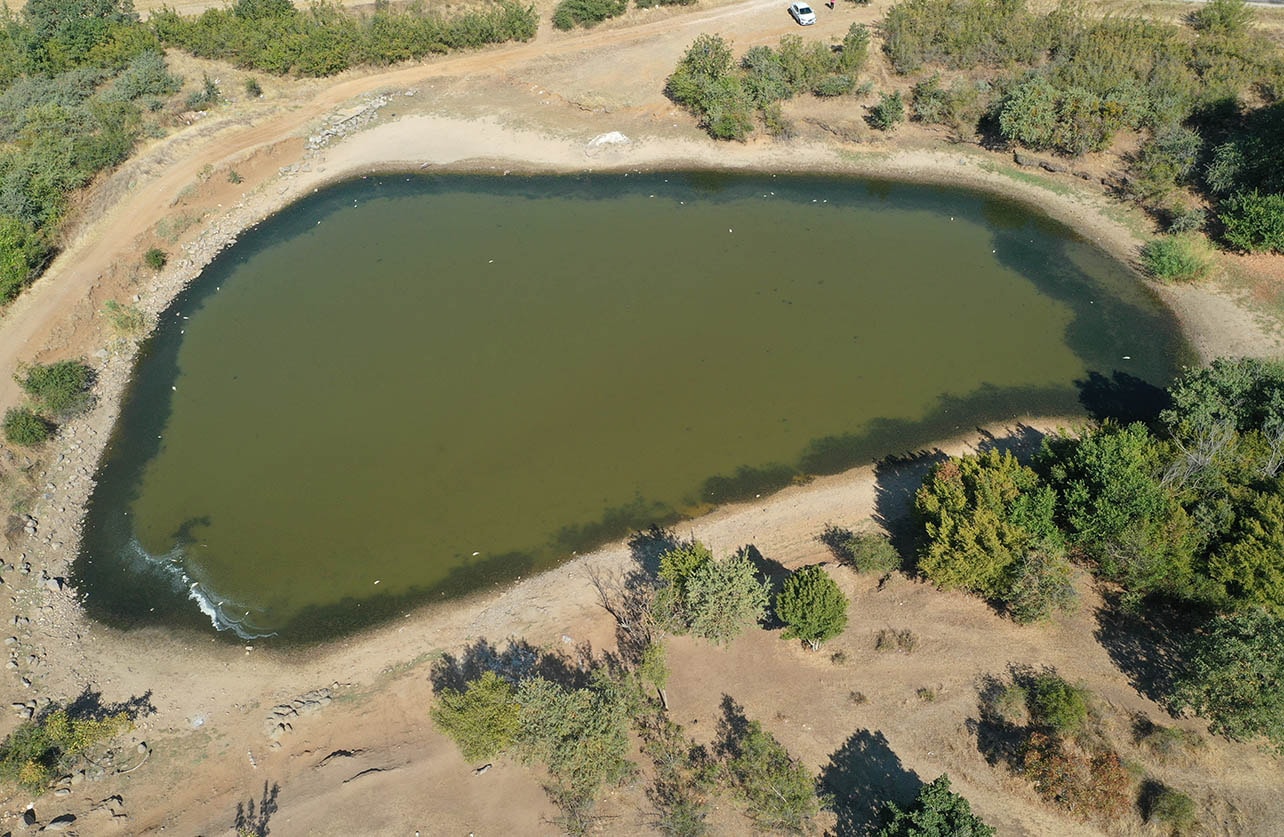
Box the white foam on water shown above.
[120,536,276,640]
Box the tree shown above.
[638,640,670,710]
[1005,547,1077,624]
[1172,609,1284,748]
[683,549,770,645]
[429,670,519,762]
[877,774,995,837]
[1045,423,1197,597]
[719,711,820,834]
[515,673,635,830]
[776,565,848,650]
[1209,490,1284,612]
[915,449,1058,600]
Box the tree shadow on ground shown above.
[1093,591,1204,707]
[740,544,790,628]
[968,669,1034,772]
[627,525,681,576]
[586,559,659,666]
[233,780,280,837]
[1076,370,1172,427]
[819,728,922,836]
[429,637,597,694]
[872,449,948,563]
[65,685,155,722]
[713,695,754,760]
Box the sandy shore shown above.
[1,2,1283,830]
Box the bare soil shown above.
[0,1,1282,834]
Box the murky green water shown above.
[75,173,1190,641]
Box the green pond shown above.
[75,173,1191,641]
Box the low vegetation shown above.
[152,0,537,77]
[0,706,131,791]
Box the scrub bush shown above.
[2,407,52,446]
[551,0,627,31]
[1141,235,1213,282]
[867,90,904,130]
[17,359,94,418]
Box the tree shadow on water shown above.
[233,780,280,837]
[1076,370,1172,427]
[819,729,922,836]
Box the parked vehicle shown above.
[788,1,816,24]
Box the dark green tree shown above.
[776,565,848,650]
[1172,609,1284,748]
[877,774,996,837]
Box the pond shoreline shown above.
[5,103,1283,830]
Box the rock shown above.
[1013,151,1039,167]
[137,742,148,754]
[70,771,84,786]
[1039,159,1068,173]
[53,788,70,797]
[4,637,15,646]
[44,578,63,593]
[23,808,36,826]
[43,813,76,831]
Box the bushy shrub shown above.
[0,215,49,303]
[1020,733,1132,819]
[430,670,520,761]
[868,90,905,130]
[0,708,131,791]
[881,0,1049,74]
[1006,548,1077,623]
[2,407,52,446]
[822,526,901,574]
[1219,189,1284,253]
[144,247,168,270]
[718,712,820,833]
[1027,672,1090,737]
[17,359,94,418]
[838,23,870,74]
[551,0,627,31]
[1190,0,1254,36]
[656,541,769,644]
[812,74,856,98]
[1141,234,1213,282]
[1142,782,1198,832]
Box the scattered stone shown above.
[53,787,70,797]
[137,742,148,754]
[43,813,76,831]
[43,577,63,593]
[70,771,85,786]
[23,808,36,826]
[472,763,492,776]
[3,637,14,646]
